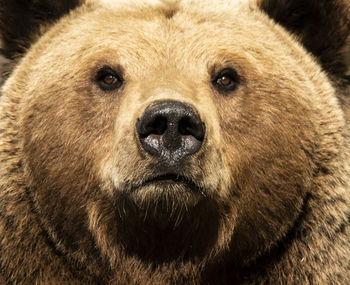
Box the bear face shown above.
[0,0,349,284]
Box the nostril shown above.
[178,117,191,136]
[178,117,205,141]
[139,116,167,138]
[150,116,167,136]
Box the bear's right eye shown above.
[212,68,239,92]
[96,67,123,91]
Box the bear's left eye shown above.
[96,67,123,91]
[212,68,239,92]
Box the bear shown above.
[0,0,349,283]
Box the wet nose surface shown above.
[136,100,205,164]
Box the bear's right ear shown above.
[0,0,83,61]
[258,0,350,81]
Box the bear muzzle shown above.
[136,100,206,166]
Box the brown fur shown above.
[0,0,349,283]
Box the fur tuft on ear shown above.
[258,0,350,80]
[0,0,83,60]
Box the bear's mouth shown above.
[125,173,205,196]
[142,173,203,192]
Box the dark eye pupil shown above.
[103,75,118,85]
[96,67,123,91]
[213,68,239,92]
[217,76,232,87]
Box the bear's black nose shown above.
[136,100,205,164]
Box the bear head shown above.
[0,0,349,283]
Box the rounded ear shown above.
[0,0,83,60]
[258,0,350,80]
[0,0,84,84]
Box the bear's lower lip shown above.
[146,173,188,183]
[140,173,203,193]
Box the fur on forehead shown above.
[94,0,253,16]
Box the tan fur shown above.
[0,0,349,283]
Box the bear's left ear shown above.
[0,0,84,61]
[258,0,350,81]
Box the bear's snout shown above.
[136,100,205,164]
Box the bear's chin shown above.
[113,182,224,262]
